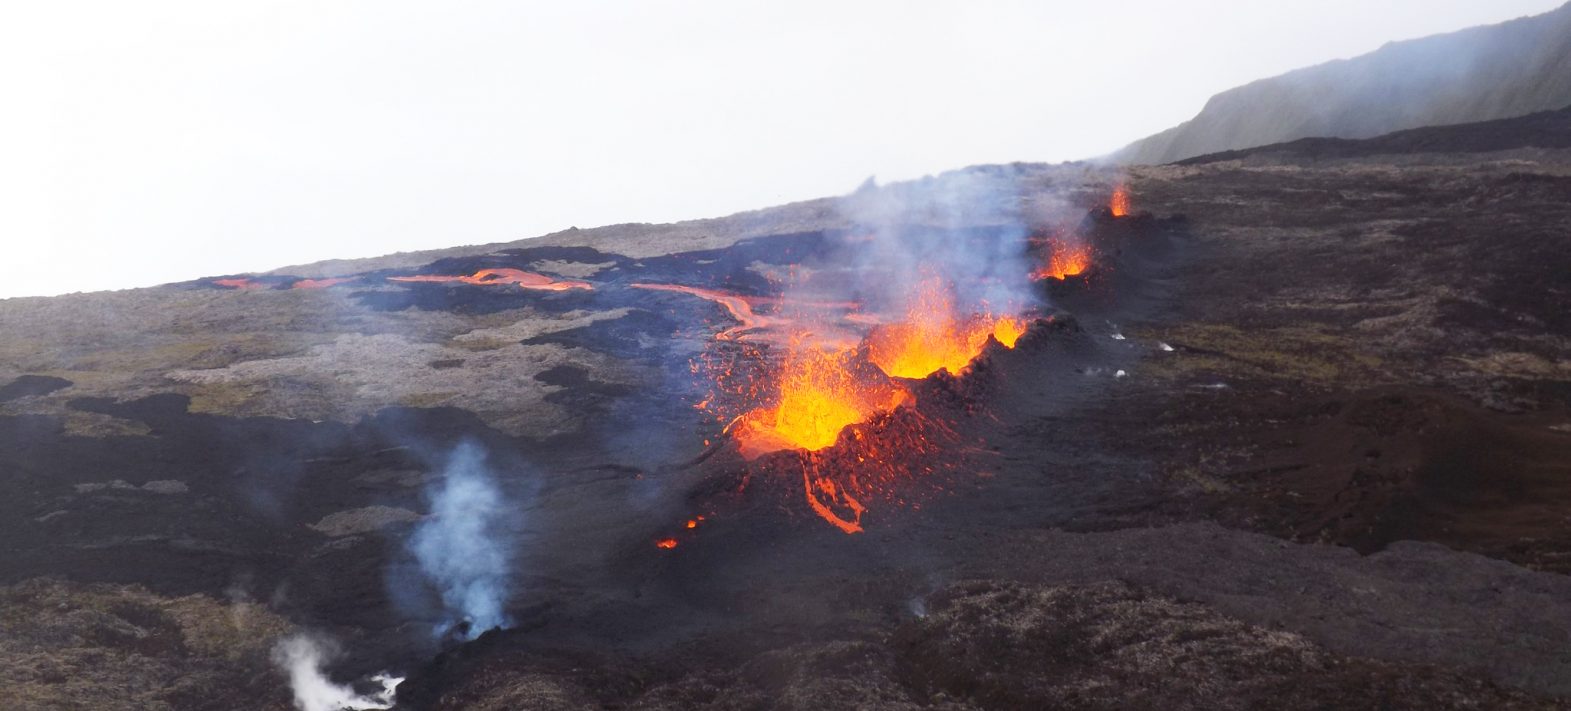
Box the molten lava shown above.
[1110,185,1131,217]
[214,278,266,290]
[733,340,911,460]
[1033,240,1093,281]
[866,278,1025,379]
[632,283,772,340]
[389,268,592,291]
[655,538,678,549]
[632,282,862,344]
[291,277,355,289]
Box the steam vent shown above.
[8,4,1571,709]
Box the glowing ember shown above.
[655,538,678,549]
[1110,185,1131,217]
[291,277,355,289]
[389,268,592,291]
[866,278,1024,379]
[733,339,910,460]
[1033,240,1093,281]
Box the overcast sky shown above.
[2,0,1563,298]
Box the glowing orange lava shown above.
[632,283,862,344]
[390,268,592,291]
[1033,240,1093,281]
[866,278,1025,379]
[1110,185,1131,217]
[632,283,771,340]
[732,339,911,460]
[292,277,355,289]
[655,538,678,549]
[214,278,266,290]
[990,315,1028,348]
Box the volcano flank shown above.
[4,109,1571,710]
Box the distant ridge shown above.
[1116,2,1571,165]
[1178,103,1571,164]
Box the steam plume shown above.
[836,168,1042,316]
[272,635,400,711]
[409,440,513,639]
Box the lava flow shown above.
[1032,239,1093,281]
[291,277,356,289]
[389,268,592,291]
[633,283,862,344]
[866,277,1026,379]
[632,283,772,340]
[214,278,266,290]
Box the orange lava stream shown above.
[1033,240,1093,281]
[389,268,592,291]
[632,282,863,344]
[214,278,266,290]
[803,470,868,534]
[632,283,770,340]
[866,278,1025,379]
[292,277,355,289]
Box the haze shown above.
[2,0,1561,299]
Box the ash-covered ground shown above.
[3,109,1571,710]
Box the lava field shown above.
[3,111,1571,710]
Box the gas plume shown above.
[408,441,514,640]
[272,634,401,711]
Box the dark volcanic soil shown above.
[2,113,1571,710]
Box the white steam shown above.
[272,635,401,711]
[835,168,1048,316]
[409,440,513,639]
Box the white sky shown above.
[1,0,1563,298]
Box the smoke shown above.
[832,167,1048,317]
[272,635,401,711]
[408,440,514,640]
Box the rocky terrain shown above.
[3,108,1571,710]
[1116,2,1571,164]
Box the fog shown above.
[2,0,1562,298]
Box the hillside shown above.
[1176,103,1571,164]
[1116,2,1571,165]
[3,117,1571,708]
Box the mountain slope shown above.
[1117,2,1571,165]
[1176,103,1571,164]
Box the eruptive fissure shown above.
[684,267,1053,533]
[649,182,1154,536]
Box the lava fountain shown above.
[1110,185,1131,217]
[866,277,1026,379]
[1032,239,1093,281]
[732,338,912,461]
